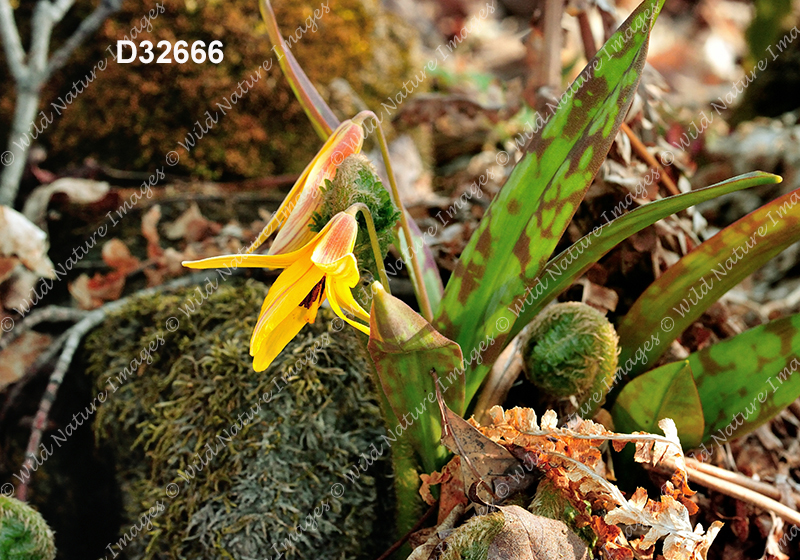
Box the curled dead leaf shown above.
[22,178,110,228]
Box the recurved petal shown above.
[311,213,358,266]
[181,249,305,271]
[326,280,370,334]
[251,306,308,371]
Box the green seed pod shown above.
[0,495,56,560]
[521,302,619,417]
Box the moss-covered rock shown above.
[84,278,392,559]
[0,0,422,179]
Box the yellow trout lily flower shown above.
[182,211,370,372]
[257,115,366,255]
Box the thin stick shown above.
[15,272,210,501]
[374,503,437,560]
[0,306,87,352]
[620,123,680,196]
[576,11,597,59]
[357,111,433,321]
[686,458,800,508]
[349,203,392,292]
[655,459,800,527]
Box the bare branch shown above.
[0,0,28,82]
[48,0,77,23]
[45,0,122,79]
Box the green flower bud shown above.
[522,302,619,416]
[0,495,56,560]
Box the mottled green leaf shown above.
[504,172,781,344]
[616,185,799,378]
[612,360,705,448]
[435,0,665,402]
[637,315,800,446]
[368,283,464,472]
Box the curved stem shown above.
[258,0,337,140]
[355,110,433,321]
[348,203,391,293]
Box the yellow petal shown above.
[269,121,364,254]
[250,258,324,352]
[315,253,360,286]
[251,307,308,372]
[181,250,304,270]
[311,213,358,265]
[326,280,370,335]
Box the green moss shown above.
[0,496,56,560]
[438,511,505,560]
[85,278,392,559]
[522,302,619,416]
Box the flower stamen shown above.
[300,277,326,310]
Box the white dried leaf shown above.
[22,178,109,227]
[0,205,55,278]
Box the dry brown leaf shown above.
[21,178,109,228]
[141,205,163,259]
[0,331,51,390]
[164,203,219,242]
[69,271,126,309]
[102,239,140,275]
[489,505,591,560]
[419,456,469,524]
[436,388,520,502]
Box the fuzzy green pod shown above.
[311,153,401,277]
[522,302,619,416]
[0,496,56,560]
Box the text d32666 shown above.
[116,40,224,64]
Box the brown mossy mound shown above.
[84,278,393,559]
[0,0,421,179]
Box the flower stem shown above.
[354,110,434,321]
[348,203,391,293]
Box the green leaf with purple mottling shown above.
[501,172,781,345]
[612,360,705,448]
[616,185,800,379]
[367,283,463,473]
[435,0,666,401]
[625,315,800,445]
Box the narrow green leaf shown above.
[436,0,665,402]
[367,283,464,472]
[258,0,338,139]
[612,360,705,448]
[505,172,781,343]
[617,184,799,378]
[635,315,800,446]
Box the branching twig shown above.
[15,272,210,500]
[45,0,123,79]
[0,306,87,352]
